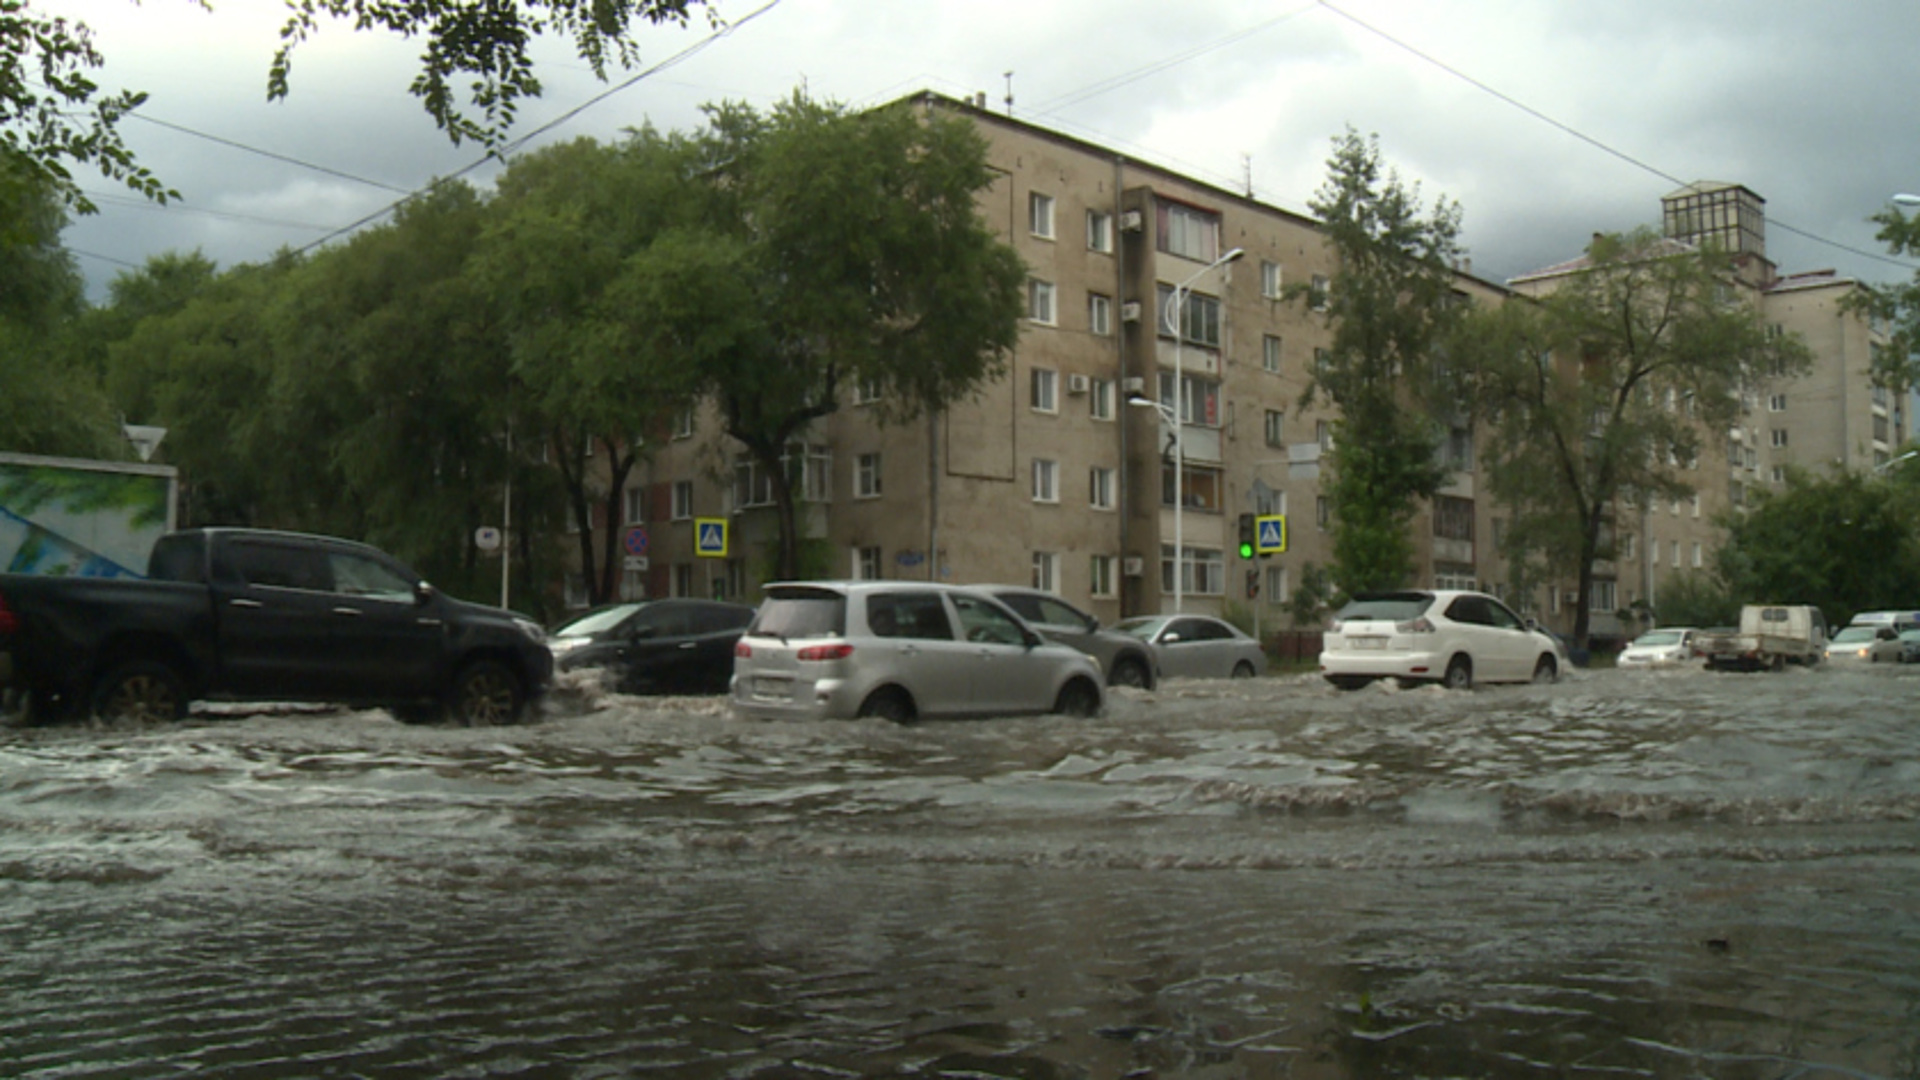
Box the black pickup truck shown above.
[0,528,552,725]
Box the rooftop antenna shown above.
[1243,153,1253,198]
[1004,70,1014,116]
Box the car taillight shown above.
[1395,617,1436,634]
[797,643,854,661]
[0,592,16,634]
[734,642,752,658]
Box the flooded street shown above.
[3,665,1917,1078]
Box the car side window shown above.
[867,593,954,641]
[1445,596,1489,627]
[231,542,330,592]
[1033,597,1087,629]
[952,595,1028,645]
[328,551,414,601]
[1166,618,1209,643]
[1485,599,1525,632]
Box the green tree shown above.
[1650,571,1737,629]
[620,94,1027,580]
[1715,469,1920,627]
[3,1,712,218]
[1848,201,1920,392]
[1294,130,1467,594]
[1458,228,1814,647]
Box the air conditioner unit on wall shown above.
[1067,373,1091,395]
[1120,300,1142,323]
[1123,376,1145,396]
[1123,556,1145,577]
[1120,209,1144,232]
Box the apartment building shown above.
[1505,182,1896,633]
[571,91,1507,628]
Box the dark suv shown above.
[980,586,1157,689]
[548,599,755,693]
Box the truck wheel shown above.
[448,660,526,726]
[92,661,187,724]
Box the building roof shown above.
[1508,235,1699,285]
[1763,268,1858,294]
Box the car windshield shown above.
[1335,594,1434,622]
[553,603,645,637]
[1832,627,1877,644]
[751,589,846,640]
[1112,617,1169,641]
[1632,630,1685,647]
[1902,630,1920,643]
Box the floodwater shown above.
[2,664,1917,1078]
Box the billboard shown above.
[0,453,180,578]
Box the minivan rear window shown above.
[1335,593,1435,622]
[752,588,846,639]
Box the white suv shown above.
[730,581,1106,722]
[1319,590,1563,690]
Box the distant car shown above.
[1617,627,1700,668]
[549,599,754,693]
[1319,589,1563,690]
[1110,614,1265,680]
[1898,629,1920,663]
[981,586,1157,689]
[729,581,1105,722]
[1825,624,1903,664]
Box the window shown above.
[867,592,952,639]
[1031,551,1060,592]
[1672,540,1681,566]
[1771,428,1789,448]
[1089,378,1114,421]
[1028,192,1055,238]
[1263,334,1282,373]
[1691,494,1701,517]
[849,379,882,406]
[1157,370,1221,426]
[1621,534,1636,561]
[1032,458,1059,502]
[856,452,882,499]
[1316,420,1334,450]
[673,563,693,598]
[733,443,831,508]
[1086,209,1112,253]
[1028,279,1056,324]
[1309,274,1330,311]
[854,546,883,581]
[1161,544,1224,596]
[1433,496,1474,542]
[673,409,695,439]
[1651,537,1661,565]
[1316,495,1330,530]
[1591,580,1617,613]
[1159,461,1223,510]
[1771,465,1786,484]
[1313,347,1330,373]
[1264,565,1288,606]
[1155,283,1222,348]
[671,480,693,520]
[1030,367,1058,412]
[624,485,646,525]
[1691,542,1703,569]
[1089,555,1116,598]
[1089,466,1114,510]
[1260,259,1282,298]
[1443,426,1474,471]
[1264,409,1285,448]
[1088,293,1112,336]
[1157,201,1219,262]
[1768,394,1788,413]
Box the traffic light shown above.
[1237,512,1255,559]
[1246,568,1260,599]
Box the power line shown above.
[127,113,415,194]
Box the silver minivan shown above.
[729,582,1105,722]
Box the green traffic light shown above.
[1238,542,1255,559]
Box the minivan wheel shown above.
[856,687,915,723]
[1443,656,1474,690]
[1052,678,1101,718]
[1110,657,1151,689]
[92,661,187,723]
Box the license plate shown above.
[753,676,792,701]
[1351,637,1387,650]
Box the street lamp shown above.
[1133,245,1244,613]
[1873,448,1919,475]
[1893,194,1920,208]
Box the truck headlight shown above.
[513,618,547,644]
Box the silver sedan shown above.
[1112,614,1266,680]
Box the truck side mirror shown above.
[414,581,436,605]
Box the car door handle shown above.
[331,607,363,617]
[229,598,263,609]
[678,642,696,650]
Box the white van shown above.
[1848,610,1920,634]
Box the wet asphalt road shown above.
[2,662,1917,1078]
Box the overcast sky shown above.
[53,0,1920,301]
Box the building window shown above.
[1086,209,1112,253]
[1621,534,1636,561]
[1159,461,1223,511]
[1031,551,1060,592]
[1031,367,1058,413]
[1443,426,1474,471]
[1156,283,1222,348]
[1691,542,1703,568]
[1771,465,1786,484]
[849,379,882,406]
[1029,192,1055,239]
[1161,544,1225,596]
[1309,274,1330,311]
[673,409,695,439]
[856,452,882,499]
[1591,579,1617,613]
[1433,496,1474,542]
[1263,334,1282,373]
[1032,458,1059,502]
[1771,428,1789,448]
[623,485,646,525]
[1260,259,1282,298]
[1088,293,1112,336]
[673,563,692,598]
[1089,555,1115,598]
[671,480,693,520]
[1650,537,1660,566]
[1672,540,1681,566]
[1316,420,1334,450]
[1157,201,1219,262]
[1317,495,1330,530]
[1157,370,1221,426]
[1089,466,1115,510]
[1264,565,1288,606]
[1313,347,1330,374]
[1768,394,1788,412]
[1264,409,1285,448]
[1089,378,1114,421]
[1028,279,1056,325]
[854,546,882,581]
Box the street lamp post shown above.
[1133,245,1244,613]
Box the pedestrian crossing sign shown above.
[695,518,728,558]
[1255,514,1287,554]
